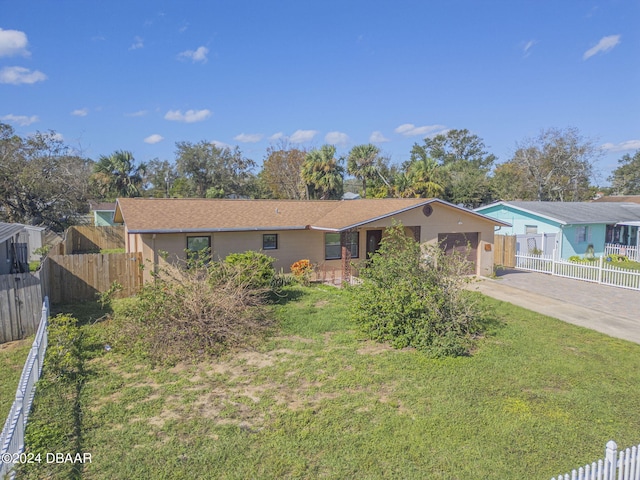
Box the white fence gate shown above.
[0,297,49,480]
[552,440,640,480]
[516,251,640,291]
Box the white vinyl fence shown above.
[516,252,640,291]
[552,440,640,480]
[0,297,49,480]
[605,244,639,262]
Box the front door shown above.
[366,230,383,257]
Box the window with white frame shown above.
[525,225,538,234]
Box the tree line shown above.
[1,121,638,231]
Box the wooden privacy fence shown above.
[0,274,44,344]
[44,252,142,304]
[62,225,125,254]
[494,234,516,268]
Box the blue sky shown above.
[1,1,638,184]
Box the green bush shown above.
[224,251,276,289]
[349,223,482,357]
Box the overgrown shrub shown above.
[349,223,482,357]
[224,251,276,289]
[113,255,274,365]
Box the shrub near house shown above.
[349,224,482,357]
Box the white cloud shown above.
[601,140,640,153]
[369,131,390,143]
[0,114,39,126]
[394,123,447,137]
[583,34,621,60]
[325,131,350,146]
[164,109,211,123]
[178,46,209,63]
[0,66,47,85]
[0,28,30,57]
[71,108,88,117]
[290,129,318,143]
[522,39,536,57]
[211,140,232,150]
[234,133,263,143]
[144,134,164,144]
[269,132,285,142]
[125,110,148,117]
[129,36,144,50]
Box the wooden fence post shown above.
[597,255,604,284]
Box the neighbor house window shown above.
[575,226,590,243]
[325,232,359,260]
[187,236,211,260]
[525,225,538,234]
[263,234,278,250]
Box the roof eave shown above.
[126,226,310,234]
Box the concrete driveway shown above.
[471,269,640,344]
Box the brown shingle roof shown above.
[593,195,640,204]
[114,197,506,233]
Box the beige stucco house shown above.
[113,197,510,283]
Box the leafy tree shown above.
[301,145,344,200]
[261,141,307,199]
[490,161,534,200]
[91,150,146,200]
[349,223,482,357]
[144,158,178,198]
[609,150,640,195]
[422,128,496,169]
[408,129,496,207]
[506,127,598,201]
[346,144,381,198]
[0,123,92,231]
[175,141,256,198]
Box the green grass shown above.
[0,337,32,420]
[21,285,640,479]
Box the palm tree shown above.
[92,150,146,199]
[346,144,380,198]
[407,156,445,198]
[301,145,344,200]
[398,144,446,198]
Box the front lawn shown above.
[22,285,640,479]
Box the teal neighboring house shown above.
[475,201,640,260]
[89,202,116,226]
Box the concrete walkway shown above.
[471,269,640,344]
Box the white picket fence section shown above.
[0,297,49,480]
[605,244,640,262]
[552,440,640,480]
[516,252,640,291]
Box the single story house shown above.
[0,222,28,274]
[114,197,510,283]
[474,201,640,260]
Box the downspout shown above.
[152,234,158,279]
